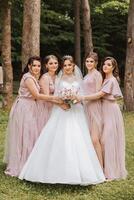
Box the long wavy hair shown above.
[101,56,119,80]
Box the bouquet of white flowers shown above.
[58,86,78,106]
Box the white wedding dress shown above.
[19,77,105,185]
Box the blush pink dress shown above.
[101,76,127,180]
[4,72,41,177]
[37,73,55,133]
[83,69,102,139]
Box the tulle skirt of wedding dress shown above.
[19,103,105,185]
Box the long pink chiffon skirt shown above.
[84,100,102,139]
[4,97,40,177]
[101,99,127,180]
[36,101,53,133]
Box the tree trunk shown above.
[124,0,134,111]
[1,0,13,108]
[81,0,93,57]
[74,0,81,69]
[22,0,41,71]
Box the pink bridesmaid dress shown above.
[37,73,55,133]
[101,77,127,180]
[4,72,40,177]
[83,69,102,140]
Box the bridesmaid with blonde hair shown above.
[77,56,127,180]
[37,55,60,132]
[83,52,103,168]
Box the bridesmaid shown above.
[83,52,103,168]
[78,56,127,180]
[37,55,59,132]
[4,56,60,177]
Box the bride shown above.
[19,55,105,185]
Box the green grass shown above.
[0,109,134,200]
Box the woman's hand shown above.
[60,103,70,110]
[72,95,84,103]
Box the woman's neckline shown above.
[46,72,56,82]
[87,68,96,75]
[28,72,39,81]
[61,74,77,83]
[105,75,114,80]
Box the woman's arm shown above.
[39,75,65,105]
[96,73,103,92]
[77,91,106,102]
[39,75,50,95]
[25,78,60,102]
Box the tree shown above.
[40,1,74,57]
[1,0,13,108]
[81,0,93,57]
[22,0,41,70]
[74,0,81,68]
[1,0,128,80]
[91,1,128,65]
[124,0,134,111]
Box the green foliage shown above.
[0,94,3,100]
[0,109,134,199]
[40,2,74,57]
[89,0,129,82]
[0,0,130,81]
[92,1,129,59]
[11,0,23,62]
[9,0,75,64]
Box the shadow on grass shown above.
[0,162,95,196]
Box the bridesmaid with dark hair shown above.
[4,56,60,177]
[78,56,127,180]
[83,52,103,168]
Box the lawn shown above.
[0,109,134,200]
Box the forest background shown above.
[1,0,134,111]
[0,1,134,199]
[0,0,129,79]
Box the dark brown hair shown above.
[62,55,75,68]
[22,56,43,78]
[101,56,119,80]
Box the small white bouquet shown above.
[58,86,78,106]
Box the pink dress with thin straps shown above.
[4,72,40,177]
[37,73,55,133]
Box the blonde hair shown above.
[84,52,98,63]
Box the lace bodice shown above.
[56,79,81,96]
